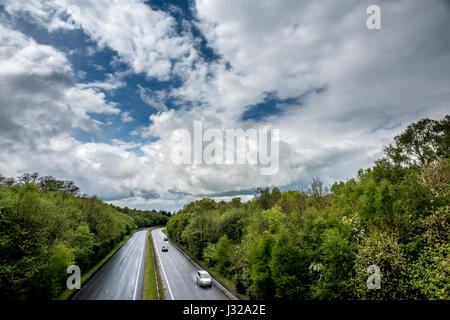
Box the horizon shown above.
[1,0,449,211]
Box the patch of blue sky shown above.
[1,2,221,146]
[241,92,302,122]
[146,0,221,62]
[1,7,126,85]
[241,86,327,122]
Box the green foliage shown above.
[256,187,282,210]
[311,226,355,299]
[248,234,275,299]
[0,176,167,299]
[270,230,309,299]
[384,115,449,167]
[204,235,233,276]
[353,229,411,299]
[181,211,219,258]
[219,208,245,241]
[165,115,449,300]
[411,243,449,299]
[2,116,444,300]
[46,243,75,298]
[410,205,449,299]
[68,224,95,269]
[421,158,450,202]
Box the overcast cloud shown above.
[0,0,449,211]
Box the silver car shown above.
[195,270,212,287]
[162,244,168,252]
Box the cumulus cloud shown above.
[1,0,449,211]
[2,0,199,80]
[137,84,168,111]
[188,0,450,183]
[120,111,134,123]
[0,24,119,140]
[0,24,131,199]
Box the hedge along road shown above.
[72,229,147,300]
[151,227,230,300]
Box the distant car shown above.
[162,245,168,252]
[195,270,212,287]
[163,236,168,241]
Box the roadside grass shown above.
[142,230,158,300]
[163,229,248,300]
[153,230,165,300]
[56,230,137,300]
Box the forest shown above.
[0,175,169,299]
[167,115,449,299]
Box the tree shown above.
[182,212,218,258]
[311,227,355,299]
[353,229,411,299]
[411,205,449,299]
[421,157,450,201]
[248,235,275,299]
[384,116,449,167]
[38,176,63,192]
[214,235,233,275]
[256,187,281,210]
[230,197,242,208]
[219,208,244,241]
[69,224,95,269]
[46,243,75,298]
[0,175,163,299]
[270,230,309,299]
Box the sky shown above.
[0,0,449,211]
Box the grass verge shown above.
[142,230,158,300]
[153,230,165,300]
[56,230,137,300]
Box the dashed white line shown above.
[132,231,145,300]
[154,230,175,300]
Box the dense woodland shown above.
[167,116,449,299]
[0,175,169,299]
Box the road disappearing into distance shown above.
[73,230,147,300]
[151,227,230,300]
[72,227,230,300]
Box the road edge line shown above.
[165,234,240,300]
[133,230,145,300]
[150,230,161,300]
[143,228,161,300]
[67,229,138,300]
[153,229,175,300]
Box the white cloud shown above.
[120,111,134,123]
[0,24,126,192]
[1,0,450,211]
[2,0,199,81]
[137,84,168,111]
[78,72,127,92]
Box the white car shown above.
[195,270,212,287]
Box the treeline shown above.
[167,115,449,299]
[111,205,171,228]
[0,175,168,300]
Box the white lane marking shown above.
[154,230,175,300]
[123,239,135,263]
[133,231,145,300]
[123,235,138,264]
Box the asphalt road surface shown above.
[151,227,230,300]
[72,229,147,300]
